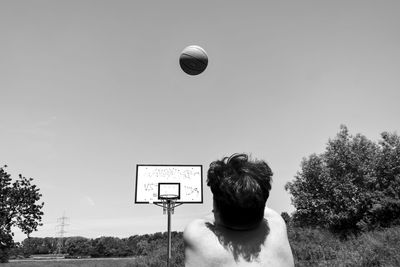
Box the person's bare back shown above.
[185,154,294,266]
[184,207,294,267]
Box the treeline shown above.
[9,231,184,262]
[10,225,400,266]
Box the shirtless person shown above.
[184,153,294,267]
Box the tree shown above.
[281,212,292,226]
[371,131,400,227]
[0,166,44,262]
[65,237,91,256]
[90,237,130,258]
[285,126,400,234]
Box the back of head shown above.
[207,153,273,229]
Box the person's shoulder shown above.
[264,206,290,239]
[264,206,286,227]
[184,216,221,267]
[184,218,206,233]
[183,217,209,247]
[183,216,227,267]
[263,206,294,266]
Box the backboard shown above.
[135,165,203,204]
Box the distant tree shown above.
[90,237,130,258]
[150,232,164,242]
[8,242,23,259]
[21,237,47,256]
[281,212,292,226]
[42,237,57,254]
[0,166,44,262]
[285,126,400,234]
[136,239,150,256]
[65,237,91,256]
[126,235,140,255]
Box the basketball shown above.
[179,45,208,75]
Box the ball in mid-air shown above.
[179,45,208,75]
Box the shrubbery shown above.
[285,125,400,235]
[288,225,400,266]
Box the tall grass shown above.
[290,226,400,266]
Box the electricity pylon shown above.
[55,213,69,255]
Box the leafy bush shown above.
[286,126,400,234]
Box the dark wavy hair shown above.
[207,153,273,229]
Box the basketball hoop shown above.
[156,194,182,214]
[135,165,203,267]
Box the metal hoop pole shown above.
[167,199,172,267]
[154,196,183,267]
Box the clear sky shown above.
[1,1,399,242]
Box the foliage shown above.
[0,166,44,263]
[4,227,400,266]
[280,212,291,225]
[3,257,140,267]
[90,236,131,258]
[285,125,400,234]
[11,231,184,264]
[65,237,91,256]
[21,237,56,257]
[288,225,400,266]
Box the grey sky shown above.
[1,1,399,241]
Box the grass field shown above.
[5,257,142,267]
[5,255,177,267]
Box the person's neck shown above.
[213,214,262,231]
